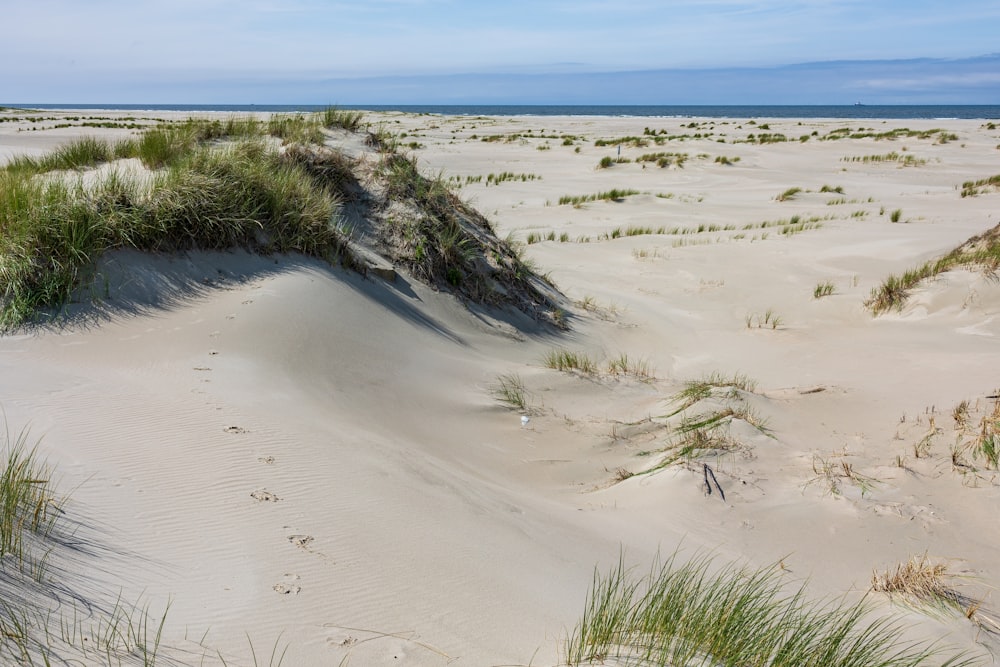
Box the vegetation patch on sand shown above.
[557,189,642,206]
[841,153,929,167]
[0,110,563,329]
[866,223,1000,314]
[567,551,976,667]
[631,373,765,475]
[959,174,1000,197]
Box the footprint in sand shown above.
[273,573,300,595]
[242,299,254,305]
[288,534,314,549]
[250,489,280,502]
[225,426,247,434]
[225,314,236,320]
[193,366,212,371]
[258,455,275,465]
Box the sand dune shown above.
[1,109,999,664]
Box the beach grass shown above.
[0,110,379,327]
[959,174,1000,197]
[544,349,599,375]
[606,353,654,380]
[0,135,351,328]
[0,427,62,568]
[871,555,970,616]
[776,187,802,202]
[491,373,531,412]
[664,372,758,418]
[746,308,784,329]
[866,223,1000,314]
[567,551,976,667]
[0,422,173,665]
[639,372,767,473]
[1,108,562,329]
[557,189,642,206]
[814,281,836,298]
[842,153,928,167]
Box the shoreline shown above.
[5,103,1000,120]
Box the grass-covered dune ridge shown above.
[866,222,1000,314]
[0,110,561,329]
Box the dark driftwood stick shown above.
[704,463,726,502]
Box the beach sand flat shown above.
[1,109,999,664]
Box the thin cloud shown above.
[2,1,999,101]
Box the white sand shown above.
[1,109,999,664]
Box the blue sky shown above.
[3,0,999,104]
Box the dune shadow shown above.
[0,493,182,664]
[17,249,493,346]
[17,248,570,347]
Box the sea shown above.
[10,104,1000,120]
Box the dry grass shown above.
[808,452,879,497]
[873,554,1000,636]
[951,397,1000,473]
[872,555,954,603]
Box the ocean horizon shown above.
[6,103,1000,120]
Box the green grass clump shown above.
[866,223,1000,314]
[677,372,758,403]
[890,208,903,223]
[867,270,928,314]
[814,281,835,298]
[484,171,539,185]
[0,429,62,566]
[653,372,762,466]
[606,354,653,380]
[960,174,1000,197]
[638,152,688,168]
[601,225,668,240]
[0,134,352,329]
[322,107,364,131]
[822,127,949,142]
[594,136,649,148]
[567,552,977,667]
[544,349,598,375]
[842,153,928,166]
[558,189,641,206]
[776,186,801,201]
[740,132,788,144]
[746,308,783,329]
[491,373,531,412]
[653,403,765,467]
